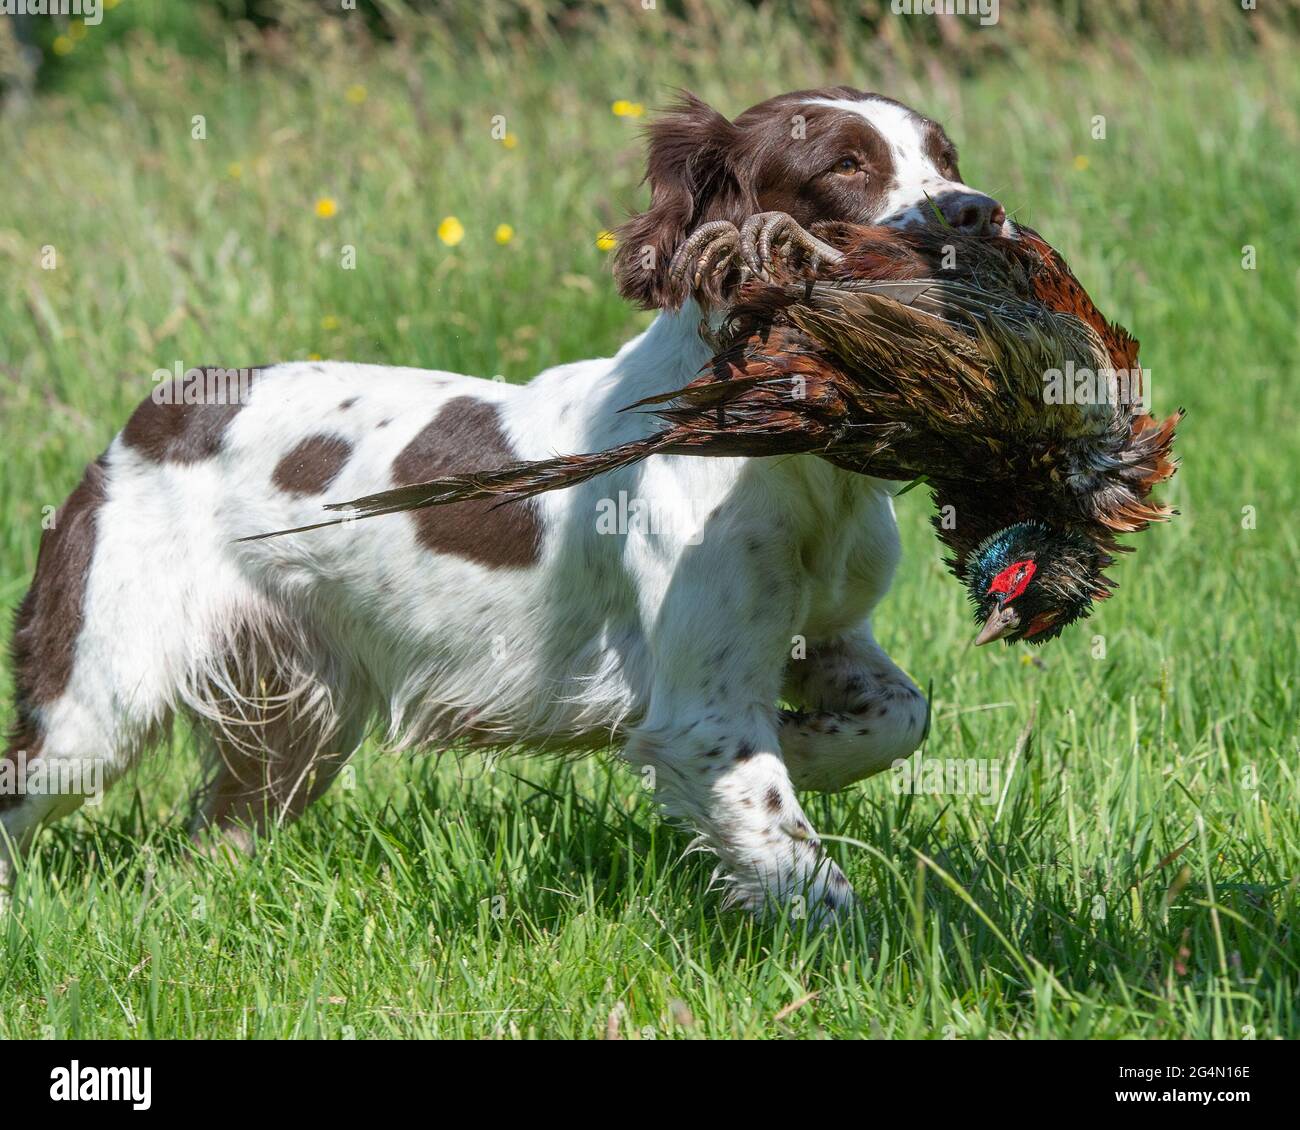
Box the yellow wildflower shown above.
[494,224,515,245]
[595,231,617,252]
[314,197,338,219]
[438,216,466,246]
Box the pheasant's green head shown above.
[967,522,1106,645]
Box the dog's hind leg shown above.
[189,740,356,856]
[185,640,370,854]
[2,456,183,904]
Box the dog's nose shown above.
[937,192,1006,236]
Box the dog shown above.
[2,87,1008,919]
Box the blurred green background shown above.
[0,0,1296,1039]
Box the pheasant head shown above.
[964,521,1109,645]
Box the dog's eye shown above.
[832,157,860,176]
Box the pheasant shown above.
[652,217,1182,643]
[258,217,1180,646]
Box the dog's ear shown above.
[612,92,755,311]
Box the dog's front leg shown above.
[625,704,855,921]
[779,630,929,793]
[617,489,856,921]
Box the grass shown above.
[1,5,1297,1038]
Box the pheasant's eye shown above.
[832,157,860,176]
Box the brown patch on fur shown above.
[122,366,264,463]
[0,726,39,813]
[391,398,542,568]
[4,456,110,807]
[0,713,40,758]
[272,434,353,497]
[921,119,962,181]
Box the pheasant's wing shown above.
[630,270,1123,485]
[1013,224,1180,531]
[1016,226,1140,370]
[787,279,1120,445]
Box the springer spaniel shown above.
[2,87,1007,920]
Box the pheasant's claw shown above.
[738,212,845,279]
[668,220,744,295]
[737,213,773,276]
[668,214,845,302]
[694,230,739,287]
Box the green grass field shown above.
[1,4,1297,1038]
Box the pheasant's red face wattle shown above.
[988,559,1036,603]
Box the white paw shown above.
[799,858,860,926]
[726,843,859,925]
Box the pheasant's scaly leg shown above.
[668,220,744,295]
[738,212,846,278]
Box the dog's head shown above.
[614,87,1007,310]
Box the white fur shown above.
[810,96,1003,230]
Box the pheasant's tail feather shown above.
[237,434,676,542]
[327,440,668,513]
[626,327,859,457]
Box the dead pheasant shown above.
[265,217,1179,645]
[649,218,1182,642]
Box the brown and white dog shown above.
[2,88,1008,919]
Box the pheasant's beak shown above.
[975,603,1021,646]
